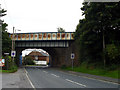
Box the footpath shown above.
[1,68,32,89]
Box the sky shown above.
[1,0,84,56]
[1,0,84,33]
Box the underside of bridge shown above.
[15,41,79,67]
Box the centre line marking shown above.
[43,71,48,73]
[66,79,86,87]
[51,74,60,77]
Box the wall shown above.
[15,41,79,67]
[52,41,80,67]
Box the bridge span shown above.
[9,32,78,67]
[10,32,74,48]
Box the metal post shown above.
[71,52,75,70]
[103,30,105,67]
[72,59,73,70]
[12,27,15,64]
[12,27,14,51]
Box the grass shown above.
[0,65,18,73]
[0,69,18,73]
[61,66,119,79]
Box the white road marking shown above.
[65,79,86,87]
[43,71,48,73]
[24,68,36,89]
[51,74,60,77]
[59,70,119,85]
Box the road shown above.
[25,67,119,89]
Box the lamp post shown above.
[11,27,21,63]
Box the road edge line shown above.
[24,68,35,89]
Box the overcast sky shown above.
[1,0,84,33]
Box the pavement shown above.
[1,68,33,89]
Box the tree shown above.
[23,56,35,65]
[75,2,120,66]
[0,8,11,56]
[57,27,65,32]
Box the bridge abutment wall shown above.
[52,41,80,67]
[15,41,79,67]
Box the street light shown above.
[12,27,21,62]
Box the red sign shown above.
[0,59,5,67]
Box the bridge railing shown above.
[10,32,74,41]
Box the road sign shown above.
[0,59,5,67]
[11,51,16,57]
[71,53,75,59]
[4,53,9,55]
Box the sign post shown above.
[71,53,75,70]
[11,51,16,65]
[11,51,16,57]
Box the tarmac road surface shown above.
[25,67,119,89]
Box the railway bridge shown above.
[10,32,78,67]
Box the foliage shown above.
[57,27,65,32]
[0,8,12,56]
[61,63,119,79]
[2,56,18,71]
[0,64,18,73]
[23,56,35,65]
[75,2,120,67]
[106,44,120,64]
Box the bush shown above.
[9,64,18,71]
[106,44,120,65]
[2,56,18,70]
[23,56,35,65]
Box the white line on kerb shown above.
[51,74,60,77]
[24,68,35,89]
[66,79,86,87]
[78,76,119,85]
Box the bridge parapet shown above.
[10,32,74,41]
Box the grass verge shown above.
[0,69,17,73]
[0,66,18,73]
[61,66,119,79]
